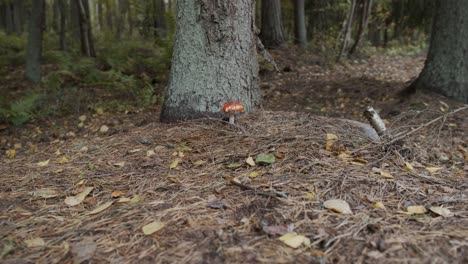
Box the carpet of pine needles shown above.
[1,50,468,263]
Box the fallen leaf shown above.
[130,195,141,203]
[37,159,50,167]
[404,162,415,172]
[57,156,70,164]
[113,161,125,167]
[425,167,443,173]
[207,198,229,209]
[380,170,394,179]
[226,162,242,168]
[325,133,338,151]
[305,192,315,199]
[167,177,180,183]
[128,148,141,153]
[146,150,155,157]
[406,205,427,215]
[24,237,45,248]
[248,171,260,178]
[278,232,307,248]
[111,191,125,198]
[353,157,368,164]
[176,145,192,152]
[71,240,96,264]
[169,159,180,169]
[373,202,386,210]
[246,157,256,166]
[324,199,353,214]
[142,221,165,235]
[78,115,87,122]
[256,153,275,165]
[88,201,113,215]
[429,206,453,217]
[64,187,94,206]
[118,197,131,203]
[76,179,85,186]
[55,149,61,155]
[326,133,338,140]
[99,125,109,133]
[29,188,60,199]
[6,149,16,158]
[193,160,207,166]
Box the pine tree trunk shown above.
[260,0,284,48]
[293,0,307,47]
[76,0,96,57]
[409,0,468,103]
[58,0,67,50]
[25,0,45,83]
[160,0,261,122]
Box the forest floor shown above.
[1,48,467,264]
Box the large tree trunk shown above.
[293,0,307,47]
[25,0,46,83]
[160,0,261,123]
[260,0,284,48]
[409,0,468,103]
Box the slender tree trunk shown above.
[154,0,166,39]
[260,0,285,48]
[337,0,357,62]
[76,0,96,57]
[70,0,81,41]
[97,1,104,31]
[12,0,23,35]
[408,0,468,103]
[349,0,373,55]
[4,3,14,34]
[52,0,60,32]
[105,0,113,31]
[25,0,46,83]
[58,0,67,50]
[160,0,261,122]
[293,0,307,47]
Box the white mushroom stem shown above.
[229,114,235,124]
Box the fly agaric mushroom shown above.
[222,102,244,124]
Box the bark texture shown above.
[410,0,468,103]
[25,0,45,83]
[260,0,284,48]
[293,0,306,47]
[160,0,261,122]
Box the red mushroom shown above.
[222,102,244,124]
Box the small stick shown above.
[227,177,287,198]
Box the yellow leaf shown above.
[130,195,141,203]
[404,162,415,172]
[169,159,180,169]
[380,170,394,179]
[338,152,350,161]
[55,149,61,155]
[118,197,131,203]
[353,157,368,164]
[113,161,125,167]
[325,134,338,151]
[305,193,315,199]
[246,157,256,166]
[78,115,87,122]
[88,201,113,215]
[64,187,93,206]
[28,188,60,199]
[429,206,453,218]
[142,221,165,235]
[25,237,45,248]
[128,148,141,153]
[193,160,207,166]
[76,179,85,185]
[14,143,22,149]
[406,205,427,215]
[278,232,307,248]
[37,159,50,167]
[111,191,125,198]
[425,167,443,173]
[55,168,64,174]
[6,149,16,158]
[373,202,386,210]
[248,171,260,178]
[323,199,353,214]
[326,133,338,140]
[57,156,70,164]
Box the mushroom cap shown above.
[222,102,244,113]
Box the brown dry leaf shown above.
[246,157,256,166]
[37,159,50,167]
[429,206,453,217]
[406,205,427,215]
[425,167,443,173]
[142,221,165,235]
[404,162,415,172]
[57,156,70,164]
[169,159,180,169]
[64,187,94,206]
[380,170,394,179]
[29,188,60,199]
[278,232,307,248]
[24,237,45,248]
[353,157,368,164]
[111,191,125,198]
[88,201,113,215]
[6,149,16,159]
[323,199,353,214]
[55,168,64,174]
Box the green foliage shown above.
[0,32,26,67]
[0,91,44,125]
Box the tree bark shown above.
[160,0,261,122]
[260,0,285,48]
[12,0,23,35]
[25,0,46,83]
[58,0,67,50]
[4,3,14,34]
[293,0,307,47]
[337,0,357,62]
[349,0,373,56]
[408,0,468,103]
[76,0,96,57]
[154,0,166,39]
